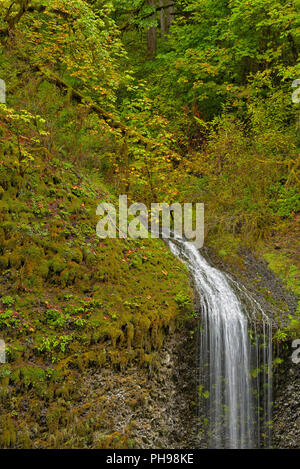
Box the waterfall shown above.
[166,236,273,449]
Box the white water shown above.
[166,235,273,449]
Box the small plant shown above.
[198,385,210,399]
[175,291,192,313]
[45,309,68,328]
[0,310,19,329]
[273,328,288,344]
[1,296,14,307]
[73,317,86,328]
[36,334,74,362]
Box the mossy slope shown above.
[0,116,192,448]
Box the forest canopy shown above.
[0,0,299,241]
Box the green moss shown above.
[263,251,300,297]
[207,232,244,267]
[263,251,300,342]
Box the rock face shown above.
[79,324,198,449]
[272,349,300,449]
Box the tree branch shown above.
[5,0,31,29]
[120,2,176,32]
[36,65,181,162]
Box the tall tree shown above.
[147,0,157,59]
[166,0,174,33]
[159,0,166,37]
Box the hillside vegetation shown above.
[0,0,299,448]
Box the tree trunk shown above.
[166,0,174,33]
[5,0,30,29]
[159,0,166,38]
[147,0,157,60]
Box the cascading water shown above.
[166,235,273,449]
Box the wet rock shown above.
[78,326,198,448]
[272,352,300,449]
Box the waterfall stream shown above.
[166,235,273,449]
